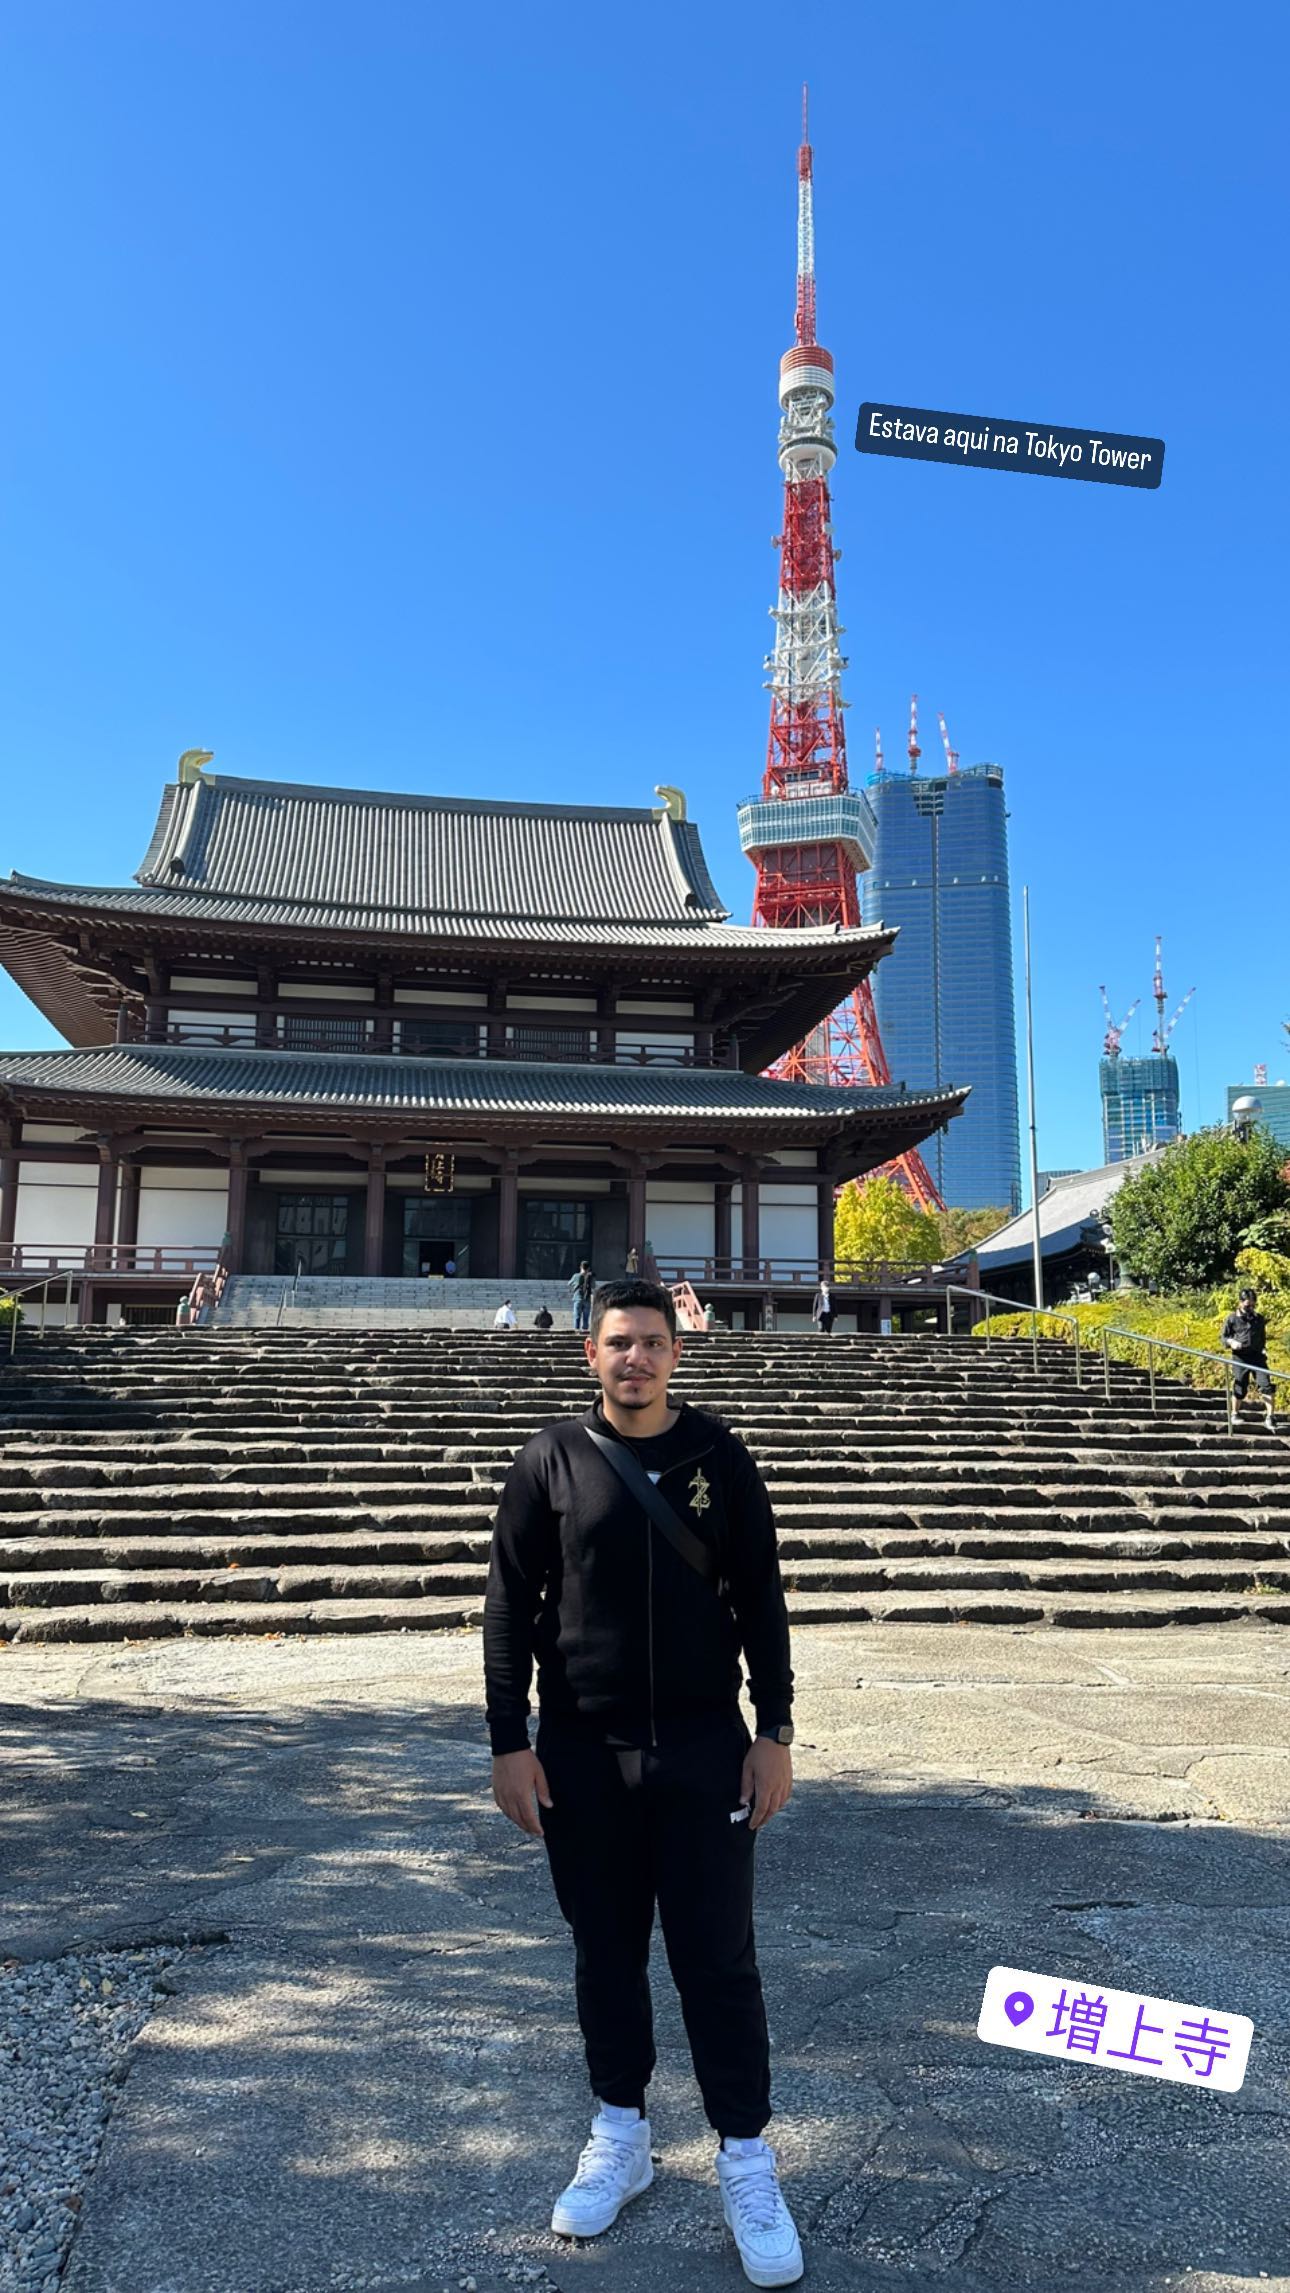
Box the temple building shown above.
[0,761,966,1317]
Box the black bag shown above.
[582,1425,719,1587]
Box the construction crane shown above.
[936,710,959,774]
[907,692,921,774]
[1099,986,1140,1059]
[873,725,884,777]
[1155,984,1197,1052]
[1151,935,1196,1052]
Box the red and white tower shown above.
[737,92,941,1211]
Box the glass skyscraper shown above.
[1102,1055,1181,1162]
[861,764,1021,1212]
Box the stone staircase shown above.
[2,1328,1290,1643]
[213,1274,576,1329]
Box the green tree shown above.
[934,1204,1009,1258]
[833,1175,941,1270]
[1109,1127,1290,1291]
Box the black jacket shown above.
[1222,1308,1268,1363]
[483,1399,794,1755]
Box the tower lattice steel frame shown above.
[738,94,941,1212]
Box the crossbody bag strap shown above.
[582,1425,718,1586]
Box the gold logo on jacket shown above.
[689,1467,711,1513]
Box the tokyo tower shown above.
[737,92,941,1212]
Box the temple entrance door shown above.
[273,1192,354,1275]
[521,1197,592,1281]
[402,1196,474,1278]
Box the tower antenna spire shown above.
[795,82,817,348]
[736,98,942,1210]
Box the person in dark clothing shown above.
[534,1305,554,1330]
[484,1278,802,2286]
[568,1259,596,1333]
[1222,1286,1275,1426]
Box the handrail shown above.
[276,1255,305,1329]
[955,1288,1289,1430]
[944,1282,1085,1382]
[1095,1320,1290,1429]
[0,1268,76,1357]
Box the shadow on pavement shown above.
[1,1686,1288,2293]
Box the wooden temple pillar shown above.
[595,984,619,1066]
[487,981,510,1060]
[225,1140,249,1274]
[0,1127,18,1263]
[714,1178,733,1277]
[740,1160,761,1283]
[816,1177,836,1275]
[373,970,394,1055]
[117,1160,141,1254]
[363,1145,387,1277]
[626,1158,649,1267]
[92,1139,120,1269]
[255,965,278,1049]
[497,1151,521,1281]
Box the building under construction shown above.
[1099,939,1192,1163]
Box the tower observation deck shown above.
[737,95,941,1211]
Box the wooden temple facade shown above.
[0,766,967,1315]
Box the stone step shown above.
[5,1472,1290,1518]
[4,1524,1289,1577]
[3,1586,1288,1644]
[9,1553,1290,1608]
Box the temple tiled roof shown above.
[0,772,900,956]
[0,874,884,954]
[0,1043,966,1129]
[125,774,728,927]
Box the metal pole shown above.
[1101,1328,1110,1401]
[1148,1335,1156,1411]
[1022,884,1045,1322]
[64,1266,73,1324]
[1031,1306,1038,1377]
[1074,1322,1082,1387]
[7,1296,16,1359]
[38,1280,48,1339]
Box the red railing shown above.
[653,1256,964,1289]
[0,1243,222,1277]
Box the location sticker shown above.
[978,1964,1252,2093]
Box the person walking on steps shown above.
[1222,1285,1276,1427]
[484,1276,803,2287]
[811,1278,834,1336]
[568,1259,596,1333]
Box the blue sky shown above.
[1,1,1286,1185]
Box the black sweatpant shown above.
[536,1709,771,2138]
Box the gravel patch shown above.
[0,1943,195,2291]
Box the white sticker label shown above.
[978,1964,1252,2092]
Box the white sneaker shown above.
[550,2107,653,2238]
[717,2138,804,2287]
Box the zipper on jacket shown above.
[646,1505,657,1749]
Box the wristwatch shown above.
[756,1723,795,1746]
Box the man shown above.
[484,1278,802,2287]
[1222,1285,1275,1427]
[492,1299,517,1331]
[534,1304,554,1331]
[811,1278,834,1336]
[568,1259,596,1333]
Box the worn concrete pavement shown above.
[2,1623,1288,2293]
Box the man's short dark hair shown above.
[589,1277,677,1344]
[1239,1286,1257,1302]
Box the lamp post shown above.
[1023,886,1044,1314]
[1231,1094,1263,1145]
